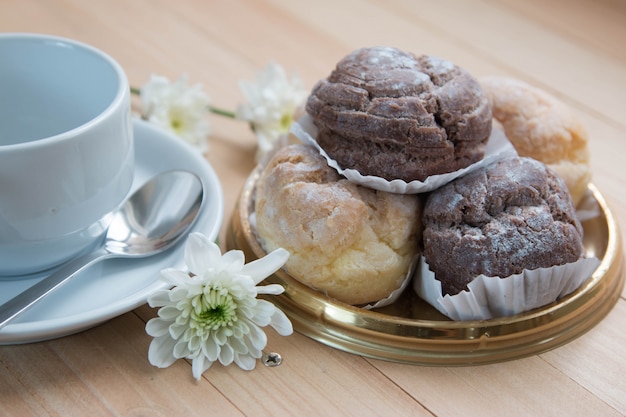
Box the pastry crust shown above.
[423,156,584,296]
[480,76,591,205]
[255,144,422,305]
[305,46,492,182]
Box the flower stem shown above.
[209,107,236,119]
[129,86,236,119]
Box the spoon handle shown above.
[0,248,112,330]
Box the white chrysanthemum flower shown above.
[146,233,292,380]
[236,63,308,161]
[140,74,211,152]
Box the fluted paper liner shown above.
[575,187,602,221]
[413,255,601,321]
[290,114,518,194]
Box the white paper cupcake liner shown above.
[575,187,602,222]
[413,255,601,321]
[290,114,518,194]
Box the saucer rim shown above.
[0,118,224,344]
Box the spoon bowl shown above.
[105,170,203,256]
[0,170,203,329]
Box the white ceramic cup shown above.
[0,33,134,276]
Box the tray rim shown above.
[226,167,624,365]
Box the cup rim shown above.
[0,32,129,151]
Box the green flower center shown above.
[171,118,183,131]
[168,107,187,134]
[278,112,292,132]
[190,287,238,330]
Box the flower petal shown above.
[247,322,268,351]
[191,354,212,381]
[147,289,172,308]
[185,233,221,274]
[234,353,257,371]
[159,268,192,288]
[241,248,289,284]
[211,327,229,346]
[157,305,182,320]
[227,335,248,355]
[250,299,276,327]
[145,318,170,337]
[173,339,191,359]
[202,337,219,362]
[269,308,293,336]
[168,323,187,340]
[255,283,285,295]
[218,343,234,366]
[148,335,178,368]
[218,249,246,274]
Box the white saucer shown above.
[0,118,224,344]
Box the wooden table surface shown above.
[1,1,625,416]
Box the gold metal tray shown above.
[226,168,624,365]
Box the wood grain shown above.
[0,1,624,416]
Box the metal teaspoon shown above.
[0,169,204,329]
